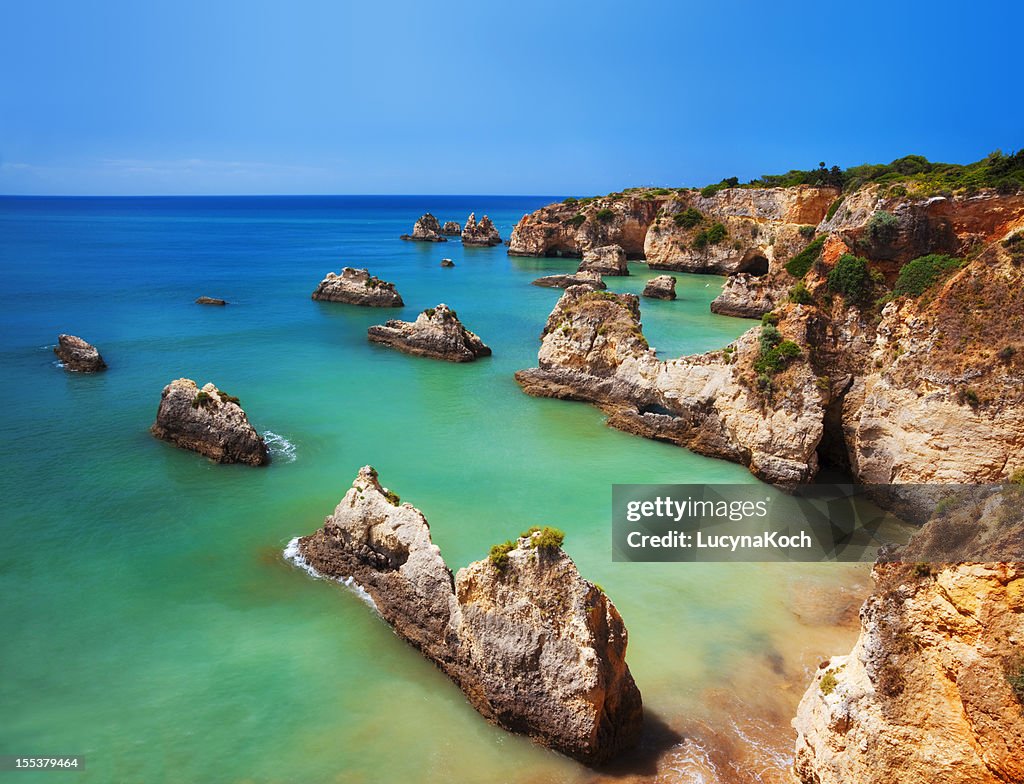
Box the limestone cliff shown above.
[515,286,825,486]
[793,491,1024,784]
[150,378,269,465]
[294,467,643,763]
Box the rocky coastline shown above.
[294,466,644,763]
[150,378,269,465]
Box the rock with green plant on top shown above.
[312,267,404,307]
[150,378,269,465]
[293,467,643,764]
[367,303,491,362]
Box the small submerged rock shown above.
[440,221,462,236]
[531,270,606,290]
[440,258,455,267]
[642,275,677,300]
[579,244,629,276]
[400,213,447,242]
[367,304,491,362]
[150,378,269,465]
[54,334,107,372]
[311,267,404,307]
[294,466,643,763]
[195,296,228,306]
[461,213,502,246]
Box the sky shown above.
[1,0,1021,196]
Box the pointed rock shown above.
[294,468,643,763]
[367,304,491,362]
[462,213,502,246]
[54,334,107,372]
[400,213,447,242]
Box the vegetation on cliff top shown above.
[893,254,964,297]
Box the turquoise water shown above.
[0,197,867,783]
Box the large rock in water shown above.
[441,221,462,236]
[150,378,269,465]
[400,213,446,242]
[367,304,491,362]
[195,296,227,306]
[461,213,501,246]
[642,275,676,299]
[311,267,404,307]
[792,491,1024,784]
[54,334,107,372]
[578,244,628,276]
[294,467,643,763]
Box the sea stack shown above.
[440,258,455,267]
[441,221,461,236]
[531,271,606,290]
[150,378,269,465]
[293,466,643,763]
[54,334,107,372]
[642,275,677,299]
[311,267,404,307]
[461,213,501,246]
[195,296,228,306]
[367,304,491,362]
[578,244,629,276]
[400,213,446,242]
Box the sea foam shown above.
[283,537,378,611]
[263,431,297,463]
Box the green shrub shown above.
[1010,468,1024,486]
[191,391,213,409]
[595,208,615,223]
[701,183,723,198]
[562,196,578,205]
[526,526,565,550]
[798,225,816,239]
[761,311,779,326]
[564,213,586,228]
[893,254,963,297]
[383,489,401,506]
[488,540,517,571]
[693,222,727,249]
[958,388,980,407]
[217,390,240,405]
[423,307,436,318]
[788,281,814,305]
[865,210,900,245]
[998,346,1017,363]
[825,196,845,221]
[820,668,840,696]
[754,338,802,376]
[785,235,826,278]
[828,254,871,301]
[673,208,703,229]
[1003,232,1024,259]
[651,188,671,196]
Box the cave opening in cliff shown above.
[736,254,769,276]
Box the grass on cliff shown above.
[522,525,565,550]
[827,254,872,302]
[693,222,727,249]
[1007,654,1024,703]
[893,254,964,297]
[488,540,517,571]
[785,235,826,278]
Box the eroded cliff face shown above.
[508,195,661,258]
[515,287,825,487]
[793,490,1024,784]
[295,467,643,764]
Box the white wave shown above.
[264,431,297,463]
[283,537,378,611]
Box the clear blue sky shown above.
[1,0,1021,196]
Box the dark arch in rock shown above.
[736,252,769,276]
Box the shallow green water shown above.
[0,197,866,783]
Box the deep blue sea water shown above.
[0,196,866,783]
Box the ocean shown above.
[0,195,867,783]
